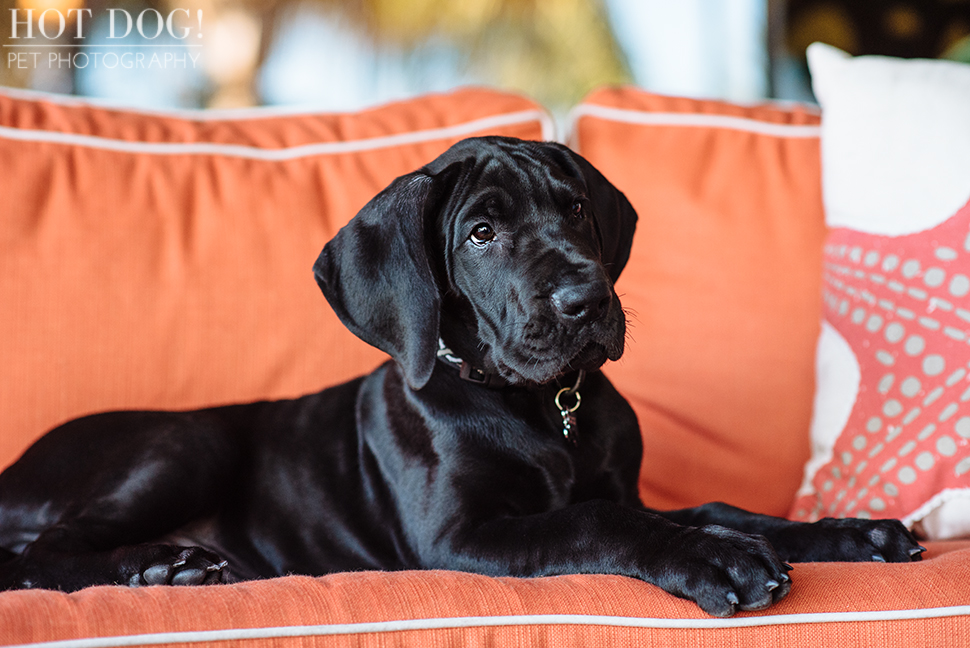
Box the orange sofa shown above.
[0,85,967,647]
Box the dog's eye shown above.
[571,200,585,219]
[470,223,495,245]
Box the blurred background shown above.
[2,0,969,116]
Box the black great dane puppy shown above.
[0,136,924,617]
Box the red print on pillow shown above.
[792,197,970,526]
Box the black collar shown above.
[436,339,510,389]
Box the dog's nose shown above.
[551,280,612,324]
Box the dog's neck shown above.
[435,337,586,445]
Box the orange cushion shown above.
[0,542,967,646]
[0,87,551,471]
[573,88,827,515]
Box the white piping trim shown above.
[0,110,554,160]
[0,85,340,121]
[902,487,970,528]
[0,86,556,134]
[567,103,821,147]
[6,607,970,648]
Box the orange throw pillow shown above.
[572,88,826,516]
[0,87,550,470]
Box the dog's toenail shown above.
[766,580,779,591]
[206,560,228,572]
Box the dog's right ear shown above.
[314,172,441,391]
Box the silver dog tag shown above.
[560,409,578,444]
[555,386,582,446]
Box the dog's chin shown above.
[493,339,622,386]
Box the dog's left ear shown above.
[566,150,638,282]
[314,172,442,390]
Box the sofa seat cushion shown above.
[0,542,967,647]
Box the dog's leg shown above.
[655,502,925,563]
[433,500,793,618]
[0,409,238,591]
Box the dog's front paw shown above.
[125,545,229,587]
[775,518,925,563]
[649,525,792,617]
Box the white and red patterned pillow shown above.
[791,44,970,539]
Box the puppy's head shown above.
[314,136,637,390]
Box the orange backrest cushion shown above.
[573,88,827,515]
[0,87,551,470]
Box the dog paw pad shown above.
[142,563,173,585]
[134,545,228,587]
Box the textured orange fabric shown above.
[0,88,549,471]
[0,543,967,647]
[574,88,827,516]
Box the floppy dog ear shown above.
[314,172,441,390]
[567,151,638,282]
